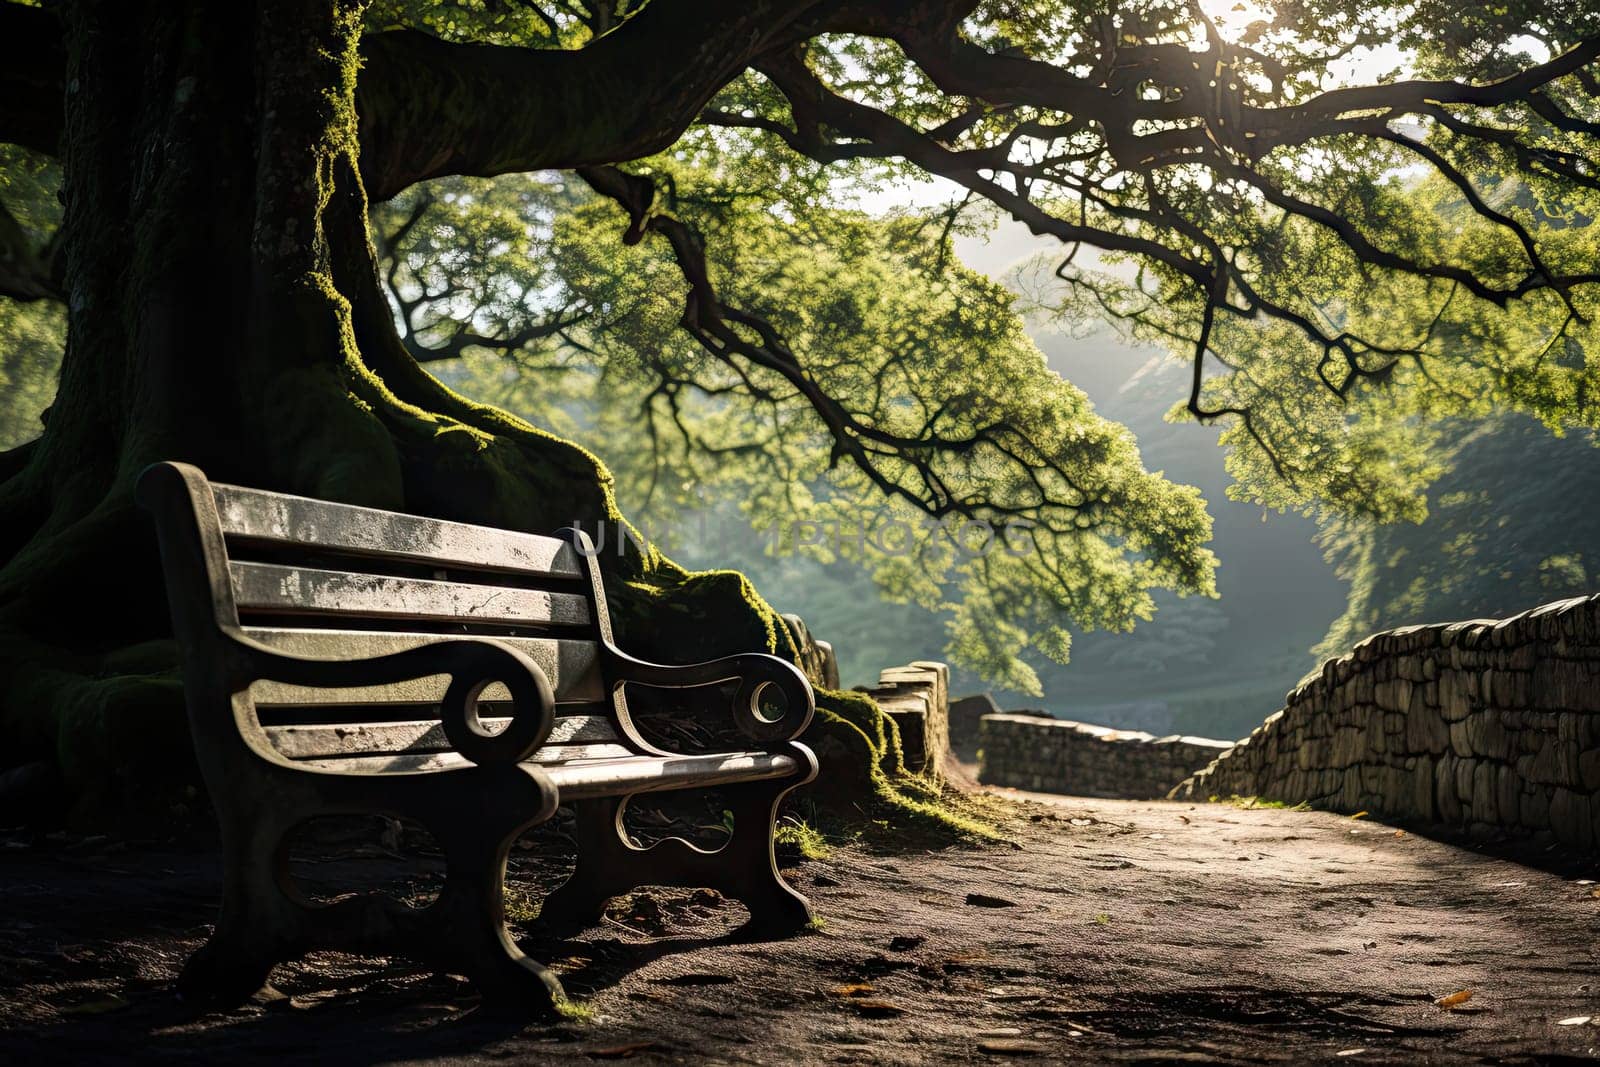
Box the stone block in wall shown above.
[1436,756,1462,824]
[1465,709,1514,761]
[1405,700,1451,755]
[879,692,931,772]
[814,640,840,690]
[909,661,949,768]
[1470,760,1498,824]
[1411,755,1436,821]
[867,661,949,774]
[949,693,1000,755]
[908,661,948,716]
[1496,764,1520,828]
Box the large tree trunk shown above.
[0,0,918,818]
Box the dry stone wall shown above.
[979,713,1232,799]
[1172,594,1600,851]
[863,661,950,774]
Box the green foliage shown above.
[1016,140,1600,536]
[378,167,1218,693]
[1215,795,1312,811]
[366,0,575,47]
[0,145,61,450]
[0,298,60,451]
[1315,414,1600,657]
[774,818,830,862]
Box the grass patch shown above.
[504,885,542,924]
[554,996,595,1022]
[775,818,830,862]
[1213,794,1311,811]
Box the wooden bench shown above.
[137,462,818,1013]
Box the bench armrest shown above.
[606,646,815,743]
[228,634,556,765]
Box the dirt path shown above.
[1,792,1597,1064]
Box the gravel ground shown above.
[1,787,1598,1064]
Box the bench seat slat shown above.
[230,562,592,628]
[264,715,620,759]
[546,751,800,800]
[294,750,800,800]
[213,483,583,578]
[242,627,606,705]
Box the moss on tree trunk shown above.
[0,0,949,830]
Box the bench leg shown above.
[536,797,636,930]
[539,777,814,937]
[715,778,815,936]
[179,822,295,1008]
[432,822,567,1016]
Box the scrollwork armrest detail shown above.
[229,634,556,764]
[606,646,815,744]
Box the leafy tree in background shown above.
[1314,414,1600,658]
[0,0,1596,808]
[370,171,1216,696]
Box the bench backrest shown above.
[140,463,653,771]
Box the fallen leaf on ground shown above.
[1434,989,1474,1008]
[979,1038,1046,1055]
[1335,1049,1367,1057]
[850,999,906,1017]
[59,993,130,1016]
[588,1041,659,1059]
[966,893,1017,908]
[830,983,876,998]
[1557,1016,1592,1026]
[1349,811,1369,820]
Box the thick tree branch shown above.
[576,163,1105,522]
[357,0,827,200]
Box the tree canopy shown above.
[370,0,1600,689]
[1,0,1597,722]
